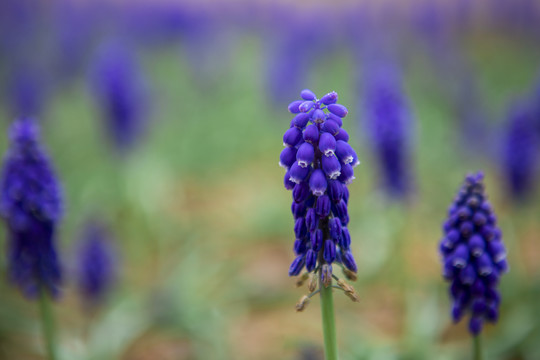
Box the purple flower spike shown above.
[309,169,328,196]
[280,89,359,292]
[91,42,149,153]
[301,89,317,101]
[439,173,507,335]
[1,118,63,298]
[363,63,414,199]
[77,220,116,306]
[319,133,337,157]
[297,143,315,168]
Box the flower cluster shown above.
[91,41,148,153]
[502,102,538,201]
[77,220,116,306]
[280,89,360,304]
[0,118,63,297]
[439,173,508,335]
[363,62,413,198]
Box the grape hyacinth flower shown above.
[91,41,149,153]
[1,118,63,297]
[0,118,62,360]
[363,62,413,198]
[77,220,116,307]
[439,173,508,356]
[501,102,538,201]
[280,89,360,359]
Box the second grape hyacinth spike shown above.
[439,172,508,336]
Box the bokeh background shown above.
[1,0,540,359]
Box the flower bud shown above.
[279,147,297,169]
[300,89,316,100]
[296,142,315,168]
[319,132,337,157]
[288,255,305,276]
[327,104,348,117]
[324,239,336,263]
[283,127,302,147]
[309,169,327,196]
[303,124,319,144]
[289,162,310,184]
[293,113,310,128]
[288,100,303,113]
[322,155,341,179]
[320,91,337,105]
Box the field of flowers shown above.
[0,1,540,359]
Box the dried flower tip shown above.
[308,274,318,292]
[296,272,310,287]
[342,268,358,281]
[337,279,355,294]
[295,295,310,312]
[345,289,360,303]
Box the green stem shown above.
[320,281,339,360]
[39,289,58,360]
[473,335,482,360]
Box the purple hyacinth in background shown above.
[501,102,539,200]
[91,41,149,153]
[77,220,116,306]
[363,62,413,198]
[280,89,360,307]
[0,118,63,297]
[439,173,508,335]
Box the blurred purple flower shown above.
[363,62,414,198]
[5,62,46,118]
[501,102,539,200]
[0,118,63,298]
[77,220,116,305]
[439,173,508,335]
[91,41,149,153]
